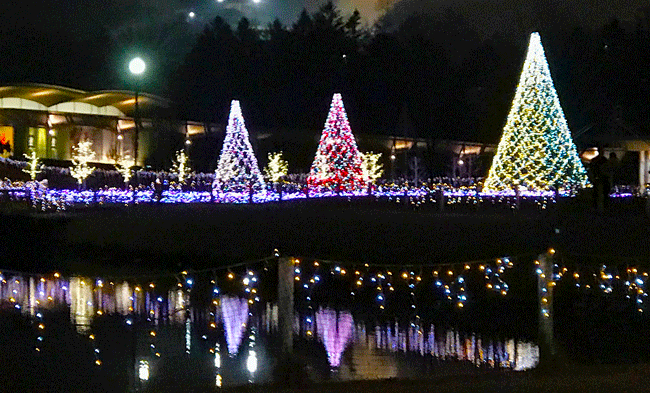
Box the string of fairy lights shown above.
[1,249,649,384]
[288,255,518,319]
[534,251,649,314]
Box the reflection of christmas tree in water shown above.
[316,308,354,368]
[308,94,365,192]
[221,296,249,355]
[484,32,588,192]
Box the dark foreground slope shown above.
[3,197,650,274]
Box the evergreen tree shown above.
[483,33,589,192]
[308,93,365,192]
[214,100,265,192]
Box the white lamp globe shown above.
[129,57,146,75]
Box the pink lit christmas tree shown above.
[307,94,365,192]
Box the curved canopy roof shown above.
[0,84,170,118]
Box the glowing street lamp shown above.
[129,57,146,167]
[129,57,146,76]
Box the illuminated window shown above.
[29,127,48,157]
[28,128,35,149]
[0,126,14,158]
[50,131,57,159]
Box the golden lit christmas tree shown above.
[23,151,42,180]
[263,152,288,183]
[483,33,589,192]
[70,140,95,186]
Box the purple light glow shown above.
[221,296,249,355]
[5,183,640,210]
[316,308,353,368]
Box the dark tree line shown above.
[169,2,650,144]
[0,1,648,145]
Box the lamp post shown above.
[129,57,146,167]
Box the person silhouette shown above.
[154,177,163,202]
[589,148,612,211]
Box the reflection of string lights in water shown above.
[7,251,650,385]
[215,342,223,388]
[70,277,94,332]
[216,373,222,388]
[116,282,132,315]
[246,327,258,383]
[138,360,150,381]
[214,344,221,368]
[185,318,192,354]
[246,350,257,374]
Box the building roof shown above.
[0,83,170,118]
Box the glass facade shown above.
[28,127,57,158]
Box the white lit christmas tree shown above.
[115,154,135,184]
[307,94,365,192]
[483,32,589,192]
[263,152,288,183]
[70,140,95,186]
[361,152,384,183]
[23,151,42,180]
[172,150,191,183]
[214,100,265,191]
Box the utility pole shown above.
[537,250,556,365]
[277,257,294,355]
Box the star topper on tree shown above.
[307,93,365,193]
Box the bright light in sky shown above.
[129,57,146,75]
[188,11,196,18]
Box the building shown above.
[0,84,203,168]
[576,107,650,187]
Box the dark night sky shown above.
[1,0,647,35]
[0,0,647,97]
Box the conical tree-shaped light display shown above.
[483,33,589,192]
[214,100,265,192]
[307,94,366,192]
